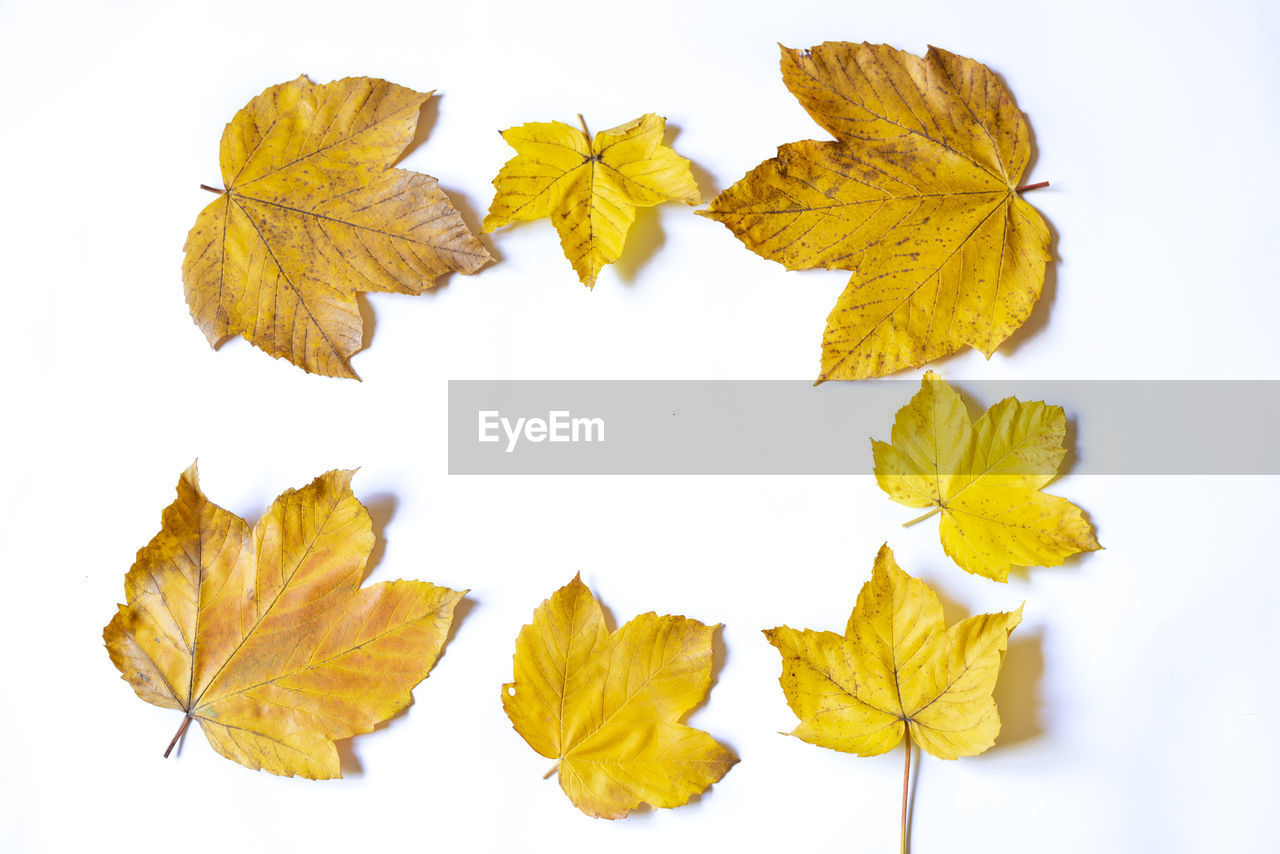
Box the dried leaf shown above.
[765,545,1021,849]
[183,76,492,378]
[104,465,463,778]
[483,114,699,287]
[704,43,1050,380]
[765,544,1021,758]
[502,574,736,818]
[873,372,1100,580]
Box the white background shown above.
[2,0,1278,851]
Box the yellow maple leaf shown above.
[502,574,736,818]
[183,76,492,379]
[765,545,1021,851]
[483,114,699,287]
[703,43,1050,381]
[873,372,1100,580]
[103,465,464,779]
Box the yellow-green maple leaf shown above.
[502,574,736,818]
[704,43,1050,381]
[483,114,699,287]
[765,544,1022,760]
[873,372,1100,580]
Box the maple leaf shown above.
[873,372,1100,580]
[183,76,492,379]
[103,465,464,779]
[502,574,736,818]
[765,544,1021,851]
[483,114,699,287]
[703,43,1051,381]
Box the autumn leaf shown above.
[103,465,464,778]
[765,544,1021,851]
[502,574,736,818]
[483,114,699,287]
[873,372,1099,580]
[183,76,492,379]
[703,43,1050,381]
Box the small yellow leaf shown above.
[764,544,1022,760]
[704,43,1050,380]
[103,465,464,778]
[503,574,736,818]
[484,114,699,287]
[183,76,492,378]
[873,372,1100,580]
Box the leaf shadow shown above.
[337,592,475,777]
[169,714,193,758]
[361,492,398,580]
[443,593,476,653]
[337,708,408,777]
[666,122,721,201]
[947,379,987,420]
[394,93,441,166]
[595,597,618,634]
[612,122,716,285]
[990,630,1045,747]
[613,206,666,284]
[928,585,1045,749]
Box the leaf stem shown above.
[901,727,912,854]
[902,507,942,528]
[199,184,225,195]
[164,714,193,758]
[543,762,560,780]
[1015,180,1049,193]
[577,113,590,140]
